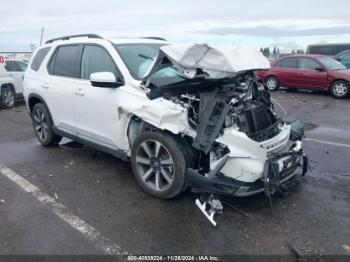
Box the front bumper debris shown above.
[190,150,308,226]
[187,150,308,197]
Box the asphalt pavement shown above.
[0,90,349,259]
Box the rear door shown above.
[297,58,328,90]
[46,44,83,135]
[273,57,299,88]
[4,61,25,93]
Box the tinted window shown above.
[309,46,334,56]
[5,61,23,72]
[31,47,51,71]
[309,45,350,56]
[49,45,81,78]
[277,58,298,68]
[80,45,118,80]
[299,58,320,70]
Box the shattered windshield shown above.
[114,43,166,80]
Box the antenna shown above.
[40,27,44,46]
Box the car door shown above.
[298,58,328,90]
[4,61,25,93]
[273,57,299,88]
[46,44,83,135]
[72,44,126,150]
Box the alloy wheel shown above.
[33,108,48,141]
[266,78,277,90]
[333,82,348,97]
[135,140,175,192]
[3,90,14,107]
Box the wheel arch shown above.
[126,115,194,166]
[28,93,49,113]
[328,78,349,90]
[265,74,279,83]
[1,83,15,92]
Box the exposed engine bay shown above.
[136,44,308,226]
[147,70,281,156]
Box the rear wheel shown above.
[330,80,349,98]
[131,131,187,199]
[31,103,62,146]
[0,85,15,109]
[265,76,279,91]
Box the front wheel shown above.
[131,131,187,199]
[265,76,280,91]
[330,80,349,98]
[31,103,62,146]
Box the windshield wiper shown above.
[139,54,154,61]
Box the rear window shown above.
[299,58,320,70]
[5,61,23,72]
[31,47,51,71]
[48,45,81,78]
[276,58,298,68]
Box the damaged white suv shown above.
[24,34,308,201]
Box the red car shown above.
[258,54,350,98]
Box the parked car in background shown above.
[4,60,27,94]
[335,50,350,69]
[306,43,350,56]
[0,58,27,108]
[258,54,350,98]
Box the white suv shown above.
[23,34,308,200]
[0,57,27,108]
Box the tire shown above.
[131,131,188,199]
[31,103,62,146]
[0,85,15,109]
[265,76,280,91]
[330,80,349,99]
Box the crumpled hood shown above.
[143,43,270,83]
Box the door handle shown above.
[74,88,85,96]
[42,83,49,89]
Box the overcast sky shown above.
[1,0,350,52]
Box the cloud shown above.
[200,25,350,37]
[1,0,350,51]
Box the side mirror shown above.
[90,72,124,88]
[335,57,341,62]
[315,67,325,72]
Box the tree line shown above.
[260,46,305,58]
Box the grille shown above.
[248,120,281,142]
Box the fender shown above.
[27,93,50,113]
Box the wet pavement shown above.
[0,91,349,258]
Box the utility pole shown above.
[40,27,44,46]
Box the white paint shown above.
[0,165,129,256]
[304,138,350,149]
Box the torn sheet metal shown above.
[143,43,270,81]
[119,97,189,134]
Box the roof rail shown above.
[140,37,167,41]
[45,34,103,44]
